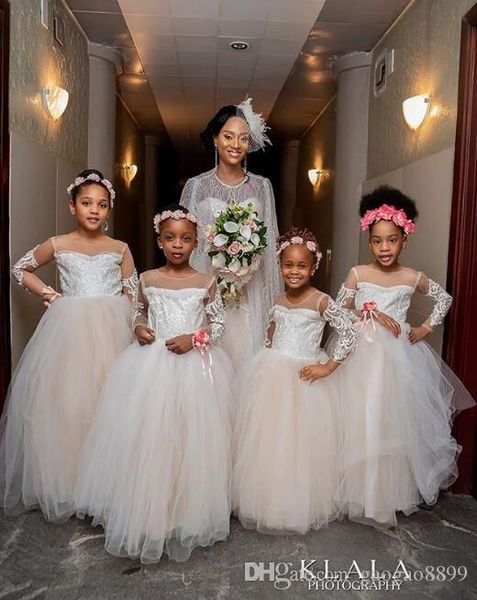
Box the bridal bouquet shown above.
[205,202,267,304]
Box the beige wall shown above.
[114,98,146,272]
[368,0,475,178]
[295,100,336,293]
[9,0,89,367]
[362,0,477,354]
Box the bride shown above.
[181,99,281,369]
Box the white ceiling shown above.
[67,0,413,160]
[116,0,327,155]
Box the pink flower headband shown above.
[153,209,199,234]
[360,204,415,235]
[276,236,323,267]
[67,173,116,207]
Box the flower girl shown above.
[335,185,474,528]
[75,205,234,563]
[233,228,357,534]
[0,169,136,522]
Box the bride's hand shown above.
[136,326,156,346]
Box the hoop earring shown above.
[214,145,218,168]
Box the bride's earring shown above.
[103,220,109,232]
[214,145,218,168]
[243,154,248,173]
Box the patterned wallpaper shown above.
[10,0,89,166]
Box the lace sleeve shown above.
[321,296,358,362]
[11,238,56,296]
[132,275,148,332]
[120,245,139,305]
[335,268,360,322]
[204,280,225,343]
[417,275,452,330]
[264,307,275,347]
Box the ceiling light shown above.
[230,41,249,51]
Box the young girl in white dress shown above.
[75,205,234,564]
[233,228,357,534]
[181,99,281,369]
[335,186,475,528]
[0,169,137,522]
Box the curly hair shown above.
[276,227,322,270]
[360,185,419,222]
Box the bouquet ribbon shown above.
[192,329,214,382]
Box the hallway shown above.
[2,0,477,598]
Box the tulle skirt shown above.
[333,321,474,528]
[75,340,234,563]
[233,348,341,534]
[0,295,132,522]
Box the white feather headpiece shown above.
[236,97,271,153]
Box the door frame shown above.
[444,3,477,496]
[0,0,10,412]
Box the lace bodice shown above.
[144,288,209,341]
[355,283,413,323]
[55,251,125,297]
[267,291,357,362]
[336,265,452,329]
[271,305,327,361]
[133,270,225,343]
[11,235,138,302]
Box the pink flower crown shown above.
[276,236,323,267]
[67,173,116,207]
[360,204,415,235]
[153,209,199,234]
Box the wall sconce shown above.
[121,164,138,183]
[308,168,330,186]
[42,86,69,120]
[402,94,431,130]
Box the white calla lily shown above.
[239,225,252,240]
[213,233,228,247]
[224,221,239,233]
[212,253,226,268]
[251,233,261,247]
[229,258,241,273]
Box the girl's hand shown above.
[165,334,194,354]
[408,325,430,344]
[136,326,156,345]
[300,361,337,383]
[42,286,62,307]
[375,312,401,338]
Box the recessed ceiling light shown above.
[230,41,249,51]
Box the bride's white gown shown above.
[181,169,282,369]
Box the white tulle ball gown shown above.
[75,270,234,563]
[333,265,475,528]
[233,290,357,534]
[0,236,135,522]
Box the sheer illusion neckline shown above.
[358,281,415,291]
[213,171,247,189]
[156,269,201,279]
[284,290,319,306]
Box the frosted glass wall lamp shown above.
[402,94,430,130]
[122,164,138,183]
[42,86,69,120]
[308,168,329,186]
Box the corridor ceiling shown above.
[68,0,412,153]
